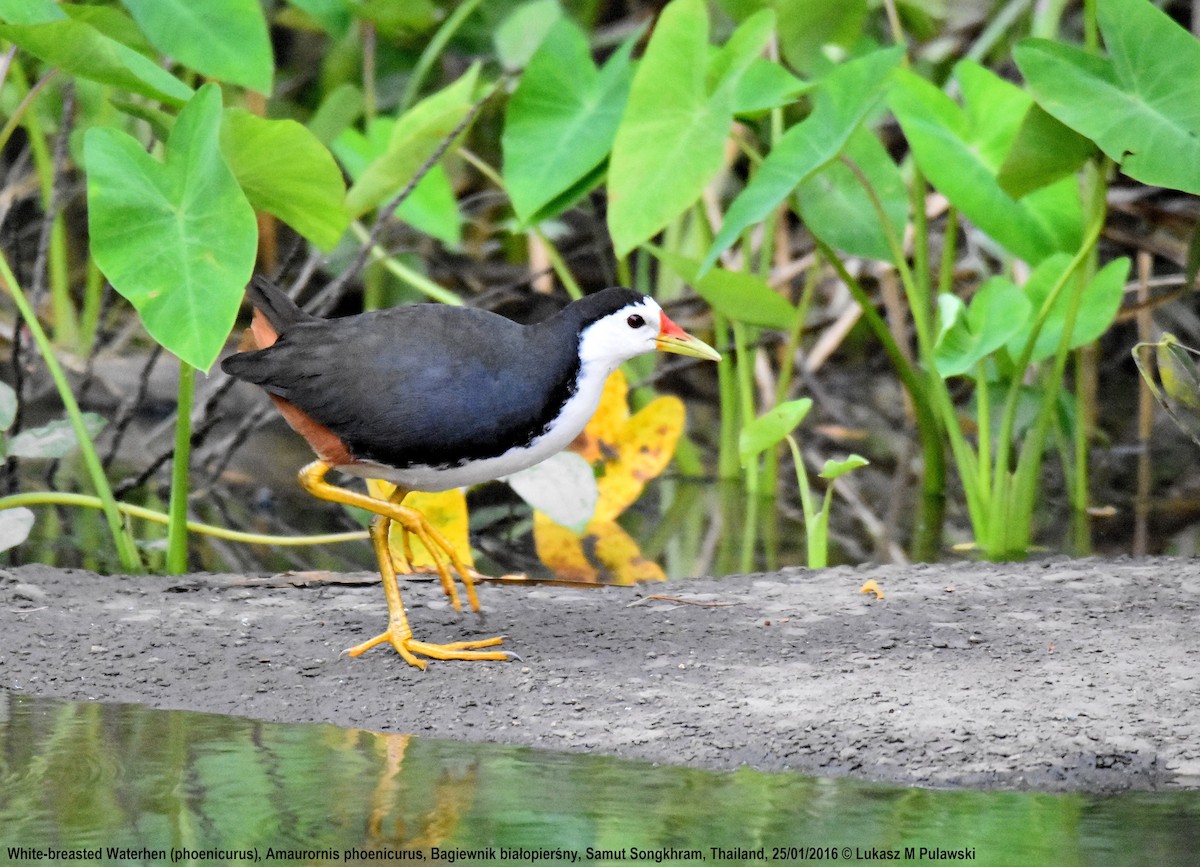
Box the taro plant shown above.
[698,0,1200,560]
[739,398,867,569]
[3,0,1199,576]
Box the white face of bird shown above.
[577,297,722,370]
[577,298,669,369]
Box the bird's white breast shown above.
[342,356,615,491]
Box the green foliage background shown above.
[2,0,1200,570]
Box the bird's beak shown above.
[655,312,722,362]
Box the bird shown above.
[221,277,721,668]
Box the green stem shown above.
[13,62,78,350]
[816,242,948,560]
[0,252,141,571]
[785,435,824,567]
[0,491,368,546]
[399,0,485,111]
[976,361,991,501]
[993,203,1106,513]
[165,361,194,573]
[937,206,958,297]
[1072,348,1092,555]
[733,320,757,495]
[714,313,740,480]
[532,226,584,300]
[350,222,463,304]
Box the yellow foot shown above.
[346,630,513,669]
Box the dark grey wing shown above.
[224,305,580,468]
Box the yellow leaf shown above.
[532,511,598,583]
[570,368,630,463]
[533,511,666,585]
[366,479,473,571]
[595,395,684,522]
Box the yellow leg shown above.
[298,460,512,668]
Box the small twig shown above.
[312,80,502,315]
[627,594,742,607]
[101,344,164,472]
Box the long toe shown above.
[345,630,513,666]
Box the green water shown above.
[0,693,1195,867]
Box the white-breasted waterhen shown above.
[221,277,721,668]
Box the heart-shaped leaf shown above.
[739,399,813,464]
[796,126,907,261]
[1015,0,1200,194]
[889,62,1082,264]
[86,83,257,371]
[934,277,1032,378]
[1006,255,1129,362]
[507,451,598,532]
[533,512,667,585]
[702,46,904,273]
[220,109,349,251]
[819,454,868,480]
[503,16,636,224]
[333,118,461,246]
[367,480,474,572]
[608,0,744,256]
[0,12,193,105]
[121,0,272,94]
[344,65,480,218]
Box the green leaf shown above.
[344,65,480,218]
[503,17,636,225]
[739,399,813,464]
[121,0,273,94]
[934,277,1032,378]
[775,0,869,74]
[0,17,193,106]
[86,84,257,371]
[285,0,353,36]
[1006,255,1130,363]
[650,248,798,329]
[707,8,776,98]
[1016,0,1200,194]
[307,83,365,147]
[220,109,349,251]
[494,0,562,71]
[796,126,906,261]
[0,381,15,432]
[0,507,35,553]
[607,0,732,256]
[997,104,1097,200]
[507,452,598,532]
[67,5,155,54]
[733,59,811,116]
[702,46,904,273]
[888,62,1081,264]
[0,0,64,24]
[819,454,868,480]
[7,414,106,459]
[333,119,461,246]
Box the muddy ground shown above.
[1,558,1196,793]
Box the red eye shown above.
[627,314,646,328]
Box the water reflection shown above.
[0,693,1197,866]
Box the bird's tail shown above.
[243,276,313,349]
